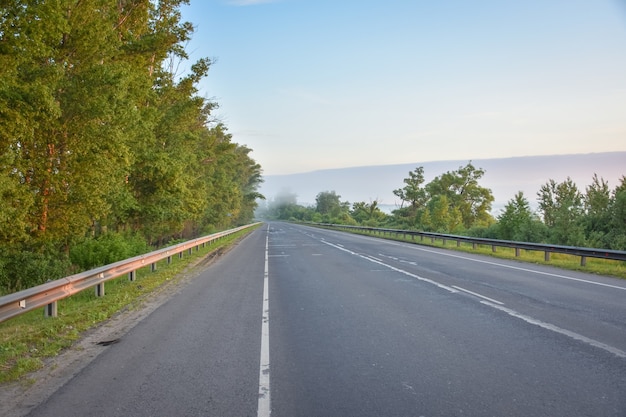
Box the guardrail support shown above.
[129,270,136,281]
[95,283,105,297]
[581,256,587,266]
[492,245,497,253]
[515,248,521,257]
[545,251,551,261]
[44,301,58,318]
[151,262,157,272]
[167,256,172,265]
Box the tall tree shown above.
[497,191,546,242]
[425,162,494,229]
[393,167,426,227]
[537,177,585,246]
[606,176,626,250]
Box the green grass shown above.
[328,226,626,280]
[0,225,260,385]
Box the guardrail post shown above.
[472,242,477,249]
[581,256,587,266]
[188,247,193,255]
[179,251,183,259]
[44,301,58,318]
[545,251,551,261]
[167,256,172,265]
[442,238,447,246]
[515,248,521,257]
[95,283,105,297]
[492,245,497,253]
[151,262,157,272]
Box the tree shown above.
[498,192,531,240]
[606,176,626,250]
[393,167,426,227]
[425,162,494,229]
[315,191,349,221]
[581,174,612,247]
[0,1,265,291]
[497,192,546,242]
[537,177,585,246]
[351,200,387,226]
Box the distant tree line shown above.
[259,162,626,251]
[0,1,263,293]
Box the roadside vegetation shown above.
[0,2,264,295]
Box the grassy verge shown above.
[0,225,261,385]
[329,227,626,280]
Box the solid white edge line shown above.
[257,225,271,417]
[480,301,626,359]
[452,285,505,305]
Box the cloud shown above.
[226,0,281,5]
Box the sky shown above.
[180,0,626,176]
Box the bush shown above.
[70,233,150,270]
[0,248,73,294]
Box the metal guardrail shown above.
[313,223,626,265]
[0,223,261,323]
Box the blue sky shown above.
[181,0,626,175]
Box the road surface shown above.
[25,222,626,416]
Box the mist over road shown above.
[28,222,626,416]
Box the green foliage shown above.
[425,162,495,229]
[70,233,150,270]
[0,1,264,292]
[537,177,586,246]
[315,191,350,222]
[497,192,547,242]
[351,200,387,227]
[389,162,495,233]
[393,167,426,226]
[0,248,72,295]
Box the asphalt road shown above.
[27,222,626,416]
